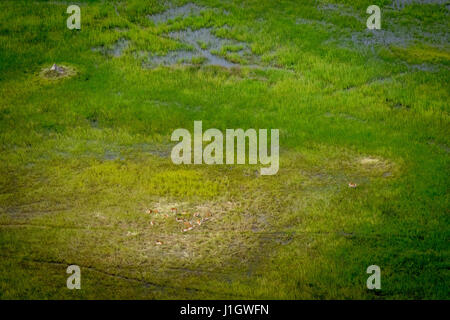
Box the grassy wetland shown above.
[0,0,448,299]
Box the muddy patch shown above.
[347,26,448,50]
[92,38,130,57]
[141,50,202,68]
[142,28,253,68]
[147,3,205,25]
[407,63,440,72]
[315,2,449,50]
[130,143,172,158]
[144,4,258,68]
[41,1,88,6]
[428,140,450,153]
[390,0,449,10]
[350,29,413,47]
[103,150,124,161]
[296,18,334,27]
[319,3,364,22]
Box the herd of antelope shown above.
[145,207,213,245]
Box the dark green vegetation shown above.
[0,0,448,299]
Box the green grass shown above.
[0,0,448,299]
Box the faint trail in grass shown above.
[165,266,235,277]
[0,223,111,231]
[329,71,410,94]
[253,230,430,241]
[4,207,71,219]
[0,253,243,298]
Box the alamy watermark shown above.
[66,265,81,289]
[67,5,81,30]
[170,121,279,175]
[366,265,381,290]
[367,5,381,30]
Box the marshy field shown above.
[0,0,448,299]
